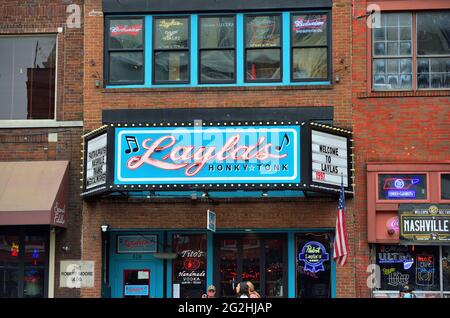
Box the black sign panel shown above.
[81,126,110,198]
[399,204,450,245]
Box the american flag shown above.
[333,175,349,266]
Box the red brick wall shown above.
[81,0,357,298]
[352,0,450,298]
[0,0,84,297]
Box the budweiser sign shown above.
[293,16,327,34]
[110,24,142,37]
[114,126,300,187]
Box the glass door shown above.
[214,234,287,298]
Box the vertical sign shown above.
[311,129,349,187]
[207,210,216,232]
[85,133,107,190]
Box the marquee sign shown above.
[399,204,450,245]
[114,125,300,188]
[80,112,353,198]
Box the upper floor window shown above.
[105,12,332,87]
[106,18,145,85]
[0,35,56,120]
[199,15,236,83]
[372,11,450,91]
[153,17,190,84]
[245,14,282,82]
[291,13,329,81]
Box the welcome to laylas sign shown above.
[399,204,450,245]
[81,121,353,198]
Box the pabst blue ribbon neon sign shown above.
[114,126,300,186]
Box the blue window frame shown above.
[105,11,332,88]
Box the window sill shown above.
[358,90,450,99]
[103,84,334,94]
[0,120,83,129]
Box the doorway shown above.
[213,234,287,298]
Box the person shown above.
[202,285,216,298]
[235,281,250,298]
[399,285,416,298]
[246,281,261,298]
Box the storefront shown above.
[367,163,450,298]
[0,161,69,298]
[82,107,353,298]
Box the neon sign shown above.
[114,126,300,187]
[379,174,427,200]
[298,241,329,273]
[11,242,19,257]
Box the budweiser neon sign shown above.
[293,16,327,33]
[114,126,300,186]
[110,24,142,37]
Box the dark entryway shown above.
[213,234,287,298]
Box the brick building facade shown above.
[80,0,358,298]
[0,1,83,298]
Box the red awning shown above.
[0,161,69,228]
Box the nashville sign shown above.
[399,204,450,245]
[114,126,300,188]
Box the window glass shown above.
[200,17,235,48]
[24,235,46,267]
[265,238,284,297]
[246,49,281,81]
[199,16,236,83]
[109,52,144,84]
[246,15,281,48]
[200,50,235,81]
[378,174,427,200]
[443,246,450,291]
[442,174,450,200]
[372,13,412,91]
[417,12,450,56]
[154,18,189,50]
[417,58,450,89]
[109,19,143,49]
[154,51,189,82]
[293,48,327,79]
[172,234,207,298]
[376,245,440,293]
[292,14,328,46]
[23,268,45,298]
[0,36,56,119]
[296,233,332,298]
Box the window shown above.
[106,18,145,85]
[372,13,412,91]
[375,245,441,296]
[105,11,332,87]
[441,174,450,200]
[172,234,207,298]
[417,12,450,89]
[443,246,450,292]
[153,17,190,84]
[291,13,329,81]
[199,16,236,83]
[245,14,282,82]
[0,36,56,120]
[296,232,332,298]
[372,11,450,91]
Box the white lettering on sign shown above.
[311,130,348,187]
[86,133,107,189]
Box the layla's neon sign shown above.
[114,126,300,186]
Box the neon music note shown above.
[124,136,140,154]
[275,133,290,152]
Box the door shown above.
[111,261,164,298]
[214,234,287,298]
